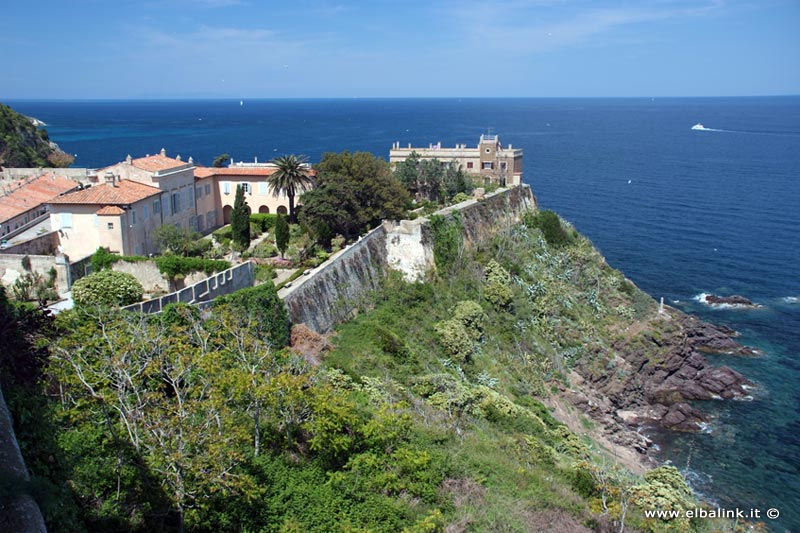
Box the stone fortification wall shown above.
[0,253,69,292]
[122,261,254,314]
[1,167,94,181]
[111,260,209,294]
[283,185,536,333]
[280,225,388,333]
[0,231,60,256]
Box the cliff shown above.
[0,103,73,168]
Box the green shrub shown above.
[250,213,278,232]
[89,247,118,271]
[451,192,471,204]
[374,326,409,359]
[212,282,289,347]
[72,270,143,307]
[523,210,573,248]
[154,255,230,280]
[483,259,514,310]
[254,264,276,283]
[434,300,486,362]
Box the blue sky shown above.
[2,0,798,98]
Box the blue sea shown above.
[7,97,800,530]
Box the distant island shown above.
[0,102,74,168]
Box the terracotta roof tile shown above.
[0,173,80,222]
[49,179,161,206]
[131,154,188,173]
[96,205,126,216]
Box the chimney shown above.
[188,156,194,164]
[176,154,182,161]
[126,154,132,164]
[104,170,116,187]
[160,148,166,157]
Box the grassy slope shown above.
[322,218,730,532]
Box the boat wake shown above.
[691,123,800,136]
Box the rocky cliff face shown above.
[0,103,73,168]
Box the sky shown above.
[2,0,798,99]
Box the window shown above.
[259,182,268,195]
[482,162,493,170]
[153,199,162,215]
[107,222,114,230]
[223,181,231,194]
[143,204,149,220]
[171,192,181,214]
[60,213,73,228]
[181,189,188,209]
[189,187,195,208]
[93,214,98,227]
[205,183,211,195]
[195,186,202,199]
[131,210,137,225]
[241,182,250,194]
[500,162,507,170]
[466,162,474,169]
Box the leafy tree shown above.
[154,224,208,256]
[212,281,289,348]
[231,184,251,250]
[267,154,315,223]
[300,151,410,246]
[71,270,143,307]
[524,209,574,248]
[212,153,230,167]
[394,152,472,203]
[275,213,289,258]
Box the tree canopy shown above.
[231,184,251,250]
[267,154,314,223]
[300,151,410,246]
[393,152,473,203]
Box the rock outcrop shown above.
[565,307,756,457]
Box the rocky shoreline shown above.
[555,306,757,466]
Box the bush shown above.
[250,213,278,232]
[90,247,118,271]
[212,282,289,348]
[434,300,486,362]
[429,213,463,275]
[155,255,230,280]
[72,270,143,307]
[524,210,573,248]
[483,260,513,310]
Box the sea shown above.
[7,97,800,531]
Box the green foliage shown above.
[268,154,314,223]
[483,259,514,310]
[524,209,574,248]
[0,102,74,167]
[153,224,210,256]
[154,254,229,280]
[231,184,251,250]
[250,212,278,232]
[300,151,410,246]
[394,152,472,203]
[429,213,463,275]
[434,300,485,363]
[254,263,276,283]
[213,281,289,348]
[451,191,471,204]
[275,214,290,257]
[11,268,58,303]
[71,270,143,306]
[212,153,230,167]
[90,247,117,271]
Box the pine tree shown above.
[275,213,289,258]
[231,184,251,250]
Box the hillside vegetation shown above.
[0,102,73,167]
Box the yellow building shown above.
[389,134,523,186]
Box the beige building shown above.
[389,134,523,186]
[98,149,198,231]
[49,178,162,259]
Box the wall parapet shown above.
[122,261,254,314]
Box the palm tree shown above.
[267,154,315,223]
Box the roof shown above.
[194,166,316,178]
[131,154,188,173]
[49,179,161,206]
[0,173,79,222]
[96,205,126,216]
